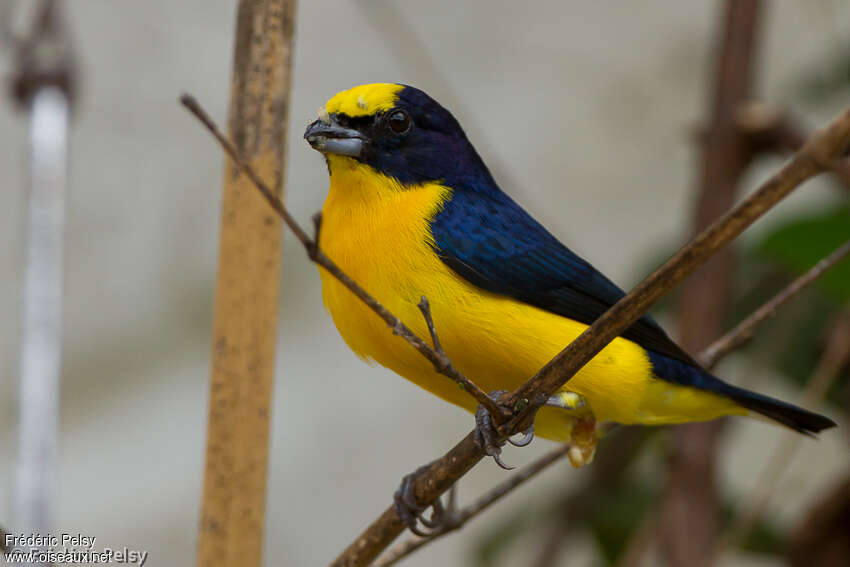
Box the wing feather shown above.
[430,190,697,366]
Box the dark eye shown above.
[387,110,412,134]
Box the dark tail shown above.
[648,351,836,434]
[721,383,836,435]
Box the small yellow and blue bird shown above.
[303,83,835,459]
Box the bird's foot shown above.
[567,415,598,468]
[393,465,458,536]
[473,390,534,470]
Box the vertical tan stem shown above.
[197,2,296,566]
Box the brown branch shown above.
[503,107,850,424]
[417,296,464,383]
[183,89,850,566]
[700,238,850,368]
[373,446,571,567]
[378,239,850,565]
[180,95,506,424]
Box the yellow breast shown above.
[316,157,740,441]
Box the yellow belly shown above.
[317,157,741,442]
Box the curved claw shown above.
[508,424,534,447]
[392,465,453,535]
[474,390,516,470]
[491,452,515,470]
[418,496,445,529]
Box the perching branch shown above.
[376,238,850,565]
[373,446,572,567]
[183,90,850,566]
[180,94,506,424]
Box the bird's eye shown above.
[387,110,412,135]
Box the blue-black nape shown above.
[355,85,500,192]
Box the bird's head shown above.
[304,83,495,189]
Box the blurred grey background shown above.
[1,1,848,565]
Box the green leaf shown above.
[756,205,850,301]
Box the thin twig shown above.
[373,446,572,567]
[180,94,506,423]
[417,297,443,354]
[700,238,850,368]
[416,295,500,422]
[328,106,850,567]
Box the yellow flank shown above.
[322,83,404,118]
[317,156,744,442]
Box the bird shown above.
[303,83,835,460]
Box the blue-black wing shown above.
[430,190,697,366]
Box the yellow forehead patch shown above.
[322,83,404,118]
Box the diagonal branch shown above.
[373,446,572,567]
[180,94,506,423]
[376,237,850,565]
[504,108,850,420]
[700,237,850,368]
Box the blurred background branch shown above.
[662,1,762,563]
[716,306,850,561]
[700,238,850,368]
[373,446,572,567]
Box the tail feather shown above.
[648,351,836,434]
[720,383,836,434]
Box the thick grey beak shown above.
[304,119,364,158]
